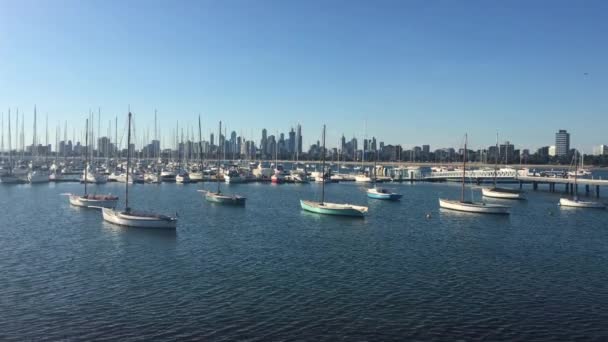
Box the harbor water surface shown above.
[1,179,608,341]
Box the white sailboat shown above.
[559,150,605,209]
[439,134,510,214]
[102,112,177,228]
[482,133,524,199]
[27,106,50,184]
[0,110,21,184]
[366,150,401,200]
[201,121,246,205]
[69,118,118,208]
[301,125,368,217]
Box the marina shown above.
[2,175,608,340]
[2,1,608,340]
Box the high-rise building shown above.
[296,124,302,155]
[288,128,296,154]
[555,129,570,157]
[261,129,268,156]
[499,141,515,163]
[594,144,608,156]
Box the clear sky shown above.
[0,0,607,152]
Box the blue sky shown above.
[1,0,607,152]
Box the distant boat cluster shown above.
[2,115,606,229]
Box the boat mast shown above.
[573,149,578,200]
[7,110,11,174]
[494,132,498,188]
[198,115,203,173]
[372,149,377,188]
[321,125,326,205]
[217,121,221,194]
[461,134,467,203]
[125,112,132,211]
[84,119,88,196]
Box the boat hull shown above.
[204,192,246,205]
[102,208,177,228]
[300,200,367,217]
[69,195,118,208]
[354,175,372,182]
[482,187,523,199]
[559,198,606,209]
[0,175,24,184]
[366,188,402,200]
[439,198,510,214]
[28,172,49,183]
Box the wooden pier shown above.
[517,176,608,198]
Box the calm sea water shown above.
[1,176,608,341]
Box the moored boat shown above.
[559,150,604,209]
[69,194,118,208]
[300,200,367,217]
[559,198,605,209]
[68,118,119,209]
[202,120,246,206]
[367,187,402,200]
[300,125,368,217]
[102,111,177,229]
[481,187,524,199]
[439,198,510,214]
[102,208,177,228]
[439,134,510,214]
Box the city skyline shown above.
[3,110,606,163]
[1,1,607,150]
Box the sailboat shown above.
[367,150,402,200]
[189,115,205,182]
[482,133,524,199]
[200,121,246,205]
[102,112,177,228]
[0,110,21,184]
[439,134,510,214]
[301,125,368,217]
[559,150,605,209]
[69,118,119,208]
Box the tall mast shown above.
[461,134,467,203]
[154,109,158,160]
[7,110,11,173]
[84,119,89,196]
[198,115,203,172]
[494,132,498,187]
[321,125,326,205]
[33,106,37,159]
[126,112,132,211]
[217,121,222,193]
[15,109,19,155]
[574,149,578,200]
[372,149,377,188]
[45,114,48,164]
[1,112,4,155]
[97,107,101,160]
[64,121,67,160]
[115,116,118,162]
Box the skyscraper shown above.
[555,129,570,157]
[261,128,268,156]
[288,128,295,155]
[296,124,302,155]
